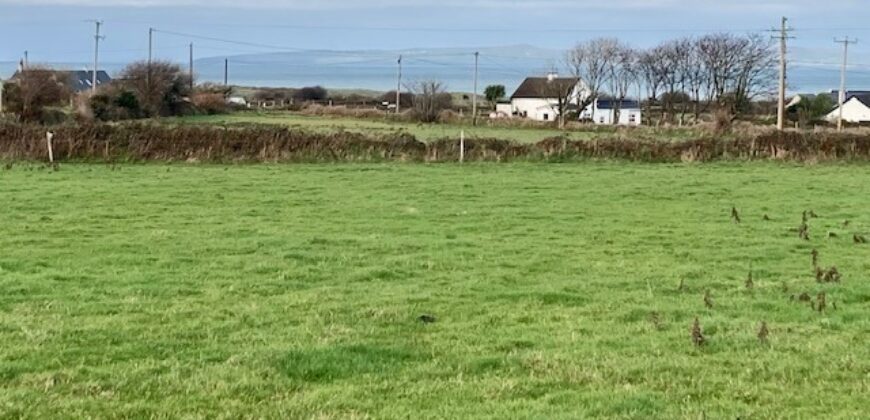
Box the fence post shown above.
[460,130,465,164]
[46,131,54,163]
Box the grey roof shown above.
[511,77,580,99]
[830,90,870,107]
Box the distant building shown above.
[826,91,870,123]
[227,96,248,107]
[581,98,642,126]
[505,74,587,122]
[11,70,111,93]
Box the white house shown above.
[504,74,587,122]
[581,98,642,126]
[826,93,870,124]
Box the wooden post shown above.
[460,130,465,164]
[46,131,54,163]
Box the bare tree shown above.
[732,34,777,114]
[606,43,639,125]
[540,76,578,129]
[683,39,711,122]
[696,33,775,116]
[566,38,617,117]
[408,80,452,123]
[637,48,666,106]
[118,60,192,117]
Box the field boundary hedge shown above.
[2,122,870,163]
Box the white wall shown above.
[511,98,561,122]
[826,98,870,123]
[506,79,589,122]
[495,103,513,117]
[581,104,642,126]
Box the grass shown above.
[1,162,869,418]
[169,112,701,143]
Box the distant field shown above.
[1,162,868,418]
[170,112,700,143]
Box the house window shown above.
[599,116,605,124]
[543,113,549,121]
[629,113,637,123]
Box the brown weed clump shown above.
[816,293,827,313]
[731,207,741,224]
[757,321,770,344]
[822,267,841,283]
[691,318,705,347]
[798,223,810,241]
[703,290,714,309]
[811,249,819,267]
[815,267,825,283]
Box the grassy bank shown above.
[169,112,701,143]
[4,121,870,163]
[1,163,868,418]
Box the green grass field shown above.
[171,112,700,143]
[1,163,868,418]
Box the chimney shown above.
[547,72,558,82]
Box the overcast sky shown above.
[0,0,868,66]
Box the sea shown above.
[3,47,869,96]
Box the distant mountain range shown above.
[4,45,869,95]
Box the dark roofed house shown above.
[504,74,586,122]
[11,70,112,93]
[826,90,870,123]
[66,70,112,92]
[830,90,870,105]
[580,97,643,126]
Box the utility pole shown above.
[472,51,479,126]
[148,28,154,65]
[396,55,402,114]
[835,37,857,132]
[772,17,793,131]
[224,58,229,86]
[24,50,29,69]
[92,20,104,94]
[147,28,154,87]
[189,43,194,91]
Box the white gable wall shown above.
[511,98,561,122]
[826,98,870,123]
[580,103,642,126]
[507,79,589,122]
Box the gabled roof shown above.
[66,70,112,92]
[11,70,111,92]
[830,90,870,107]
[511,77,580,99]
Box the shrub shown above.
[192,93,229,115]
[3,68,71,123]
[294,86,328,102]
[117,60,192,117]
